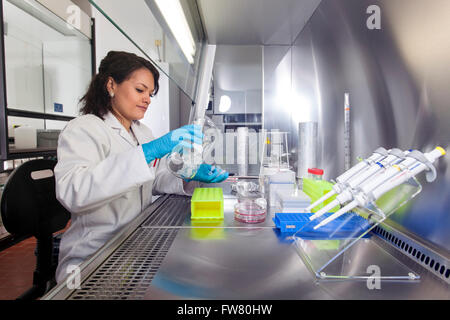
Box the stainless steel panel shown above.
[197,0,321,45]
[213,45,262,115]
[263,46,297,169]
[264,0,450,253]
[143,227,331,300]
[140,197,449,300]
[373,224,449,284]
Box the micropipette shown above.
[305,147,388,212]
[309,148,407,220]
[313,147,446,230]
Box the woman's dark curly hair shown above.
[79,51,160,119]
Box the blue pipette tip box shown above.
[273,212,371,239]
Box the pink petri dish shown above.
[234,200,266,223]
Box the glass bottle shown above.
[166,115,220,180]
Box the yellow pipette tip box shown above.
[191,188,224,220]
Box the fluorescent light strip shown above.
[155,0,196,64]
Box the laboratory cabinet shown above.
[0,0,94,160]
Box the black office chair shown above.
[0,159,70,300]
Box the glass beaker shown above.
[260,130,290,170]
[166,115,220,180]
[259,130,291,196]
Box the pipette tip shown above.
[305,189,336,212]
[308,199,339,221]
[313,201,357,230]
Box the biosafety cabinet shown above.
[12,0,450,300]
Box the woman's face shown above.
[108,67,155,124]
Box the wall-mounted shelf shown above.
[8,146,57,159]
[7,109,76,122]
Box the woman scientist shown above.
[54,51,228,283]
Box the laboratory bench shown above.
[42,180,450,300]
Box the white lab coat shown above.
[54,112,197,284]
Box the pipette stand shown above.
[293,177,422,282]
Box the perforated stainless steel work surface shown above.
[67,196,190,300]
[68,227,180,300]
[141,195,190,227]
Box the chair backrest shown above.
[0,159,70,237]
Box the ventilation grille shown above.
[373,225,450,283]
[142,195,190,227]
[68,227,179,300]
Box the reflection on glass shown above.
[3,0,92,117]
[218,95,231,112]
[7,116,43,151]
[154,0,196,64]
[90,0,202,101]
[4,1,45,113]
[190,220,225,240]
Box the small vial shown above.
[308,168,324,180]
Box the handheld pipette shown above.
[313,147,446,230]
[309,148,407,220]
[305,147,388,212]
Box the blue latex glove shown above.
[141,124,203,163]
[189,164,229,183]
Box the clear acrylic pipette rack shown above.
[292,176,423,282]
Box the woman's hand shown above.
[188,164,229,183]
[141,124,203,163]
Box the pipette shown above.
[309,148,407,220]
[305,147,388,212]
[313,147,446,230]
